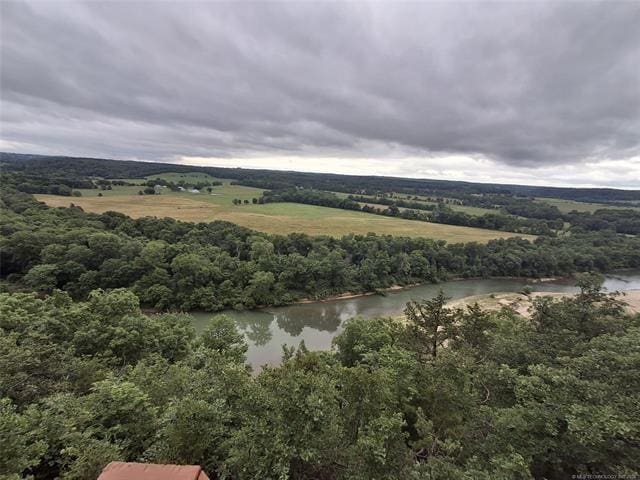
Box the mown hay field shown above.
[35,175,535,242]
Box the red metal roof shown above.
[97,462,210,480]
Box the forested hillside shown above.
[3,152,640,202]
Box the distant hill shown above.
[2,151,639,202]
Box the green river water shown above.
[189,271,640,369]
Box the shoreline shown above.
[292,275,570,305]
[293,283,422,304]
[146,269,639,316]
[291,269,640,306]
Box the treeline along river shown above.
[190,271,640,369]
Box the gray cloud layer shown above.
[1,1,639,177]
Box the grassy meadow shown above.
[34,173,534,242]
[333,191,497,216]
[535,197,640,213]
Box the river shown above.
[189,271,640,369]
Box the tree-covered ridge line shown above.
[2,277,639,479]
[2,188,640,312]
[3,151,640,202]
[260,189,560,235]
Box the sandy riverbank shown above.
[446,289,640,318]
[294,275,639,309]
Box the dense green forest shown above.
[2,277,639,479]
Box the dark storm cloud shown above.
[1,1,639,167]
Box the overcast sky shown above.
[1,1,639,188]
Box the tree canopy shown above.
[1,283,638,479]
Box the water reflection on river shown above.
[189,271,640,369]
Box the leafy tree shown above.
[148,397,232,473]
[199,315,248,363]
[81,379,158,458]
[453,303,494,353]
[246,271,276,306]
[23,264,59,292]
[333,316,403,367]
[0,398,46,479]
[404,292,461,359]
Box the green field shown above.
[334,192,496,216]
[82,185,143,196]
[83,177,264,202]
[535,197,640,213]
[443,203,497,216]
[36,173,535,242]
